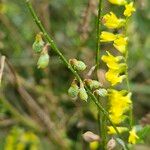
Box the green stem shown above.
[25,1,129,149]
[95,0,107,149]
[125,19,133,129]
[96,0,102,70]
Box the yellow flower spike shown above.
[106,69,126,86]
[108,89,132,124]
[102,51,124,69]
[107,126,128,134]
[108,0,127,6]
[102,12,126,29]
[113,35,128,53]
[100,31,117,42]
[124,2,136,17]
[90,141,99,150]
[128,128,139,144]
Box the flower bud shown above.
[107,138,116,150]
[32,33,44,53]
[85,79,101,90]
[82,131,100,142]
[79,86,88,102]
[37,51,49,69]
[95,88,108,97]
[68,82,79,98]
[69,59,86,71]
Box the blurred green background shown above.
[0,0,150,149]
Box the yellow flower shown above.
[102,12,126,29]
[108,0,127,6]
[108,126,128,134]
[106,69,126,86]
[102,51,124,69]
[100,31,117,42]
[124,2,136,17]
[90,141,99,150]
[128,128,139,144]
[113,35,128,53]
[108,89,132,124]
[102,52,126,85]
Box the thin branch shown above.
[0,55,6,85]
[24,0,123,140]
[96,0,102,70]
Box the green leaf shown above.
[137,125,150,140]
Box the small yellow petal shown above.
[113,35,128,53]
[128,128,139,144]
[102,12,126,29]
[124,2,136,17]
[107,126,128,134]
[108,0,127,6]
[100,31,116,42]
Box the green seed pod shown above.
[75,61,86,71]
[95,88,108,97]
[32,33,44,53]
[79,87,88,102]
[85,79,101,90]
[68,82,79,98]
[69,59,86,71]
[37,52,49,69]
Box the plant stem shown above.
[96,0,102,70]
[95,0,107,149]
[24,1,129,149]
[125,19,133,129]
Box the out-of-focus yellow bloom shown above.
[128,128,139,144]
[113,35,128,53]
[90,141,99,150]
[100,31,117,42]
[106,69,126,86]
[107,126,128,134]
[102,51,124,69]
[102,12,126,29]
[108,0,127,6]
[108,89,132,124]
[0,3,7,14]
[124,2,136,17]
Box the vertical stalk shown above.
[124,19,133,129]
[95,1,107,149]
[96,0,102,70]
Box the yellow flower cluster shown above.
[101,1,135,86]
[108,89,132,124]
[101,0,138,144]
